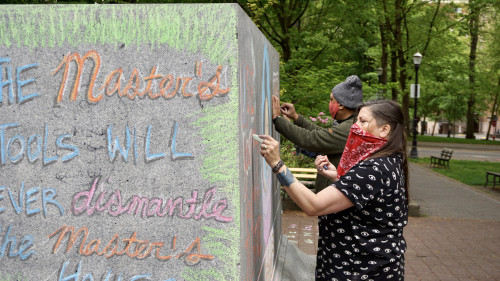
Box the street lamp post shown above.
[410,52,422,159]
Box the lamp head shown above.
[413,52,422,66]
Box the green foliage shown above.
[280,138,315,169]
[0,272,28,281]
[280,61,356,116]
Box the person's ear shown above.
[338,103,345,110]
[379,124,391,139]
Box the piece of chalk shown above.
[252,134,263,143]
[324,165,328,170]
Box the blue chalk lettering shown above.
[260,45,273,183]
[16,63,39,104]
[8,181,23,215]
[0,224,17,258]
[107,125,131,162]
[171,122,192,160]
[27,134,41,163]
[56,134,79,162]
[0,224,35,260]
[42,188,64,217]
[146,125,166,162]
[17,234,34,260]
[43,124,58,165]
[59,260,81,281]
[82,273,94,281]
[0,57,14,104]
[26,187,41,216]
[104,269,113,281]
[0,123,19,165]
[133,127,138,164]
[7,134,25,163]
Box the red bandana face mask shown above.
[329,100,339,120]
[336,123,388,179]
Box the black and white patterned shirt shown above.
[316,153,408,281]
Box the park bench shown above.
[484,171,500,189]
[288,167,317,188]
[282,167,317,210]
[430,148,453,168]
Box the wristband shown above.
[276,167,295,188]
[272,160,284,174]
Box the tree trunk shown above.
[379,22,389,87]
[466,1,480,139]
[432,117,437,136]
[380,0,390,88]
[394,0,410,136]
[486,77,500,140]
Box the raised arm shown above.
[258,135,353,216]
[273,116,349,155]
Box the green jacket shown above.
[274,114,355,192]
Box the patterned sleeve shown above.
[332,156,400,210]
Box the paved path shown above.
[410,141,500,162]
[405,217,500,281]
[280,161,500,280]
[409,164,500,221]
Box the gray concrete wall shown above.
[0,4,279,281]
[237,7,281,281]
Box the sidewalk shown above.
[280,163,500,280]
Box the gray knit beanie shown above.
[331,75,363,109]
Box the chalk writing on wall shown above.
[52,51,230,104]
[239,35,280,280]
[1,4,279,280]
[0,6,236,280]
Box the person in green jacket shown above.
[272,75,363,192]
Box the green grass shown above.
[416,135,500,145]
[409,157,500,186]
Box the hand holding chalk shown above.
[256,135,281,168]
[252,134,264,143]
[314,155,337,180]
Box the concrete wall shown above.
[0,4,280,280]
[237,8,281,281]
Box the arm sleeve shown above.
[274,115,350,155]
[293,115,319,131]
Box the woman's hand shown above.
[259,135,281,168]
[314,155,338,180]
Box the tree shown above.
[483,1,500,140]
[243,0,380,116]
[459,0,496,138]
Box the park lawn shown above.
[409,157,500,186]
[417,135,500,145]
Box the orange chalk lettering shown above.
[52,51,102,103]
[121,68,141,99]
[99,68,123,97]
[197,65,230,100]
[140,66,163,98]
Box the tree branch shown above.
[290,0,310,27]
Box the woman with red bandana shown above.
[261,100,409,280]
[273,75,364,192]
